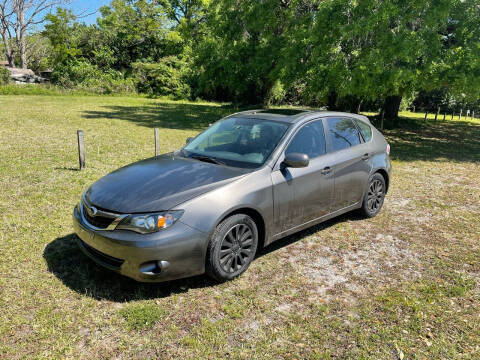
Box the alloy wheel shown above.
[219,224,254,273]
[367,179,384,212]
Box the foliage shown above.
[49,60,134,94]
[43,8,81,66]
[132,57,191,98]
[35,0,480,119]
[0,67,10,84]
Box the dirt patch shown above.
[287,234,421,301]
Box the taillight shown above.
[386,143,390,155]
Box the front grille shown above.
[82,203,114,229]
[80,240,124,269]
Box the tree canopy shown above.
[2,0,479,123]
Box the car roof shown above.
[228,109,371,124]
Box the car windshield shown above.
[182,117,290,168]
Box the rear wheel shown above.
[206,214,258,282]
[358,173,386,218]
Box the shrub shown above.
[50,60,135,94]
[0,67,10,85]
[132,57,191,99]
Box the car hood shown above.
[85,153,249,213]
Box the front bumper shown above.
[73,204,209,282]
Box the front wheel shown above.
[358,173,386,218]
[206,214,258,282]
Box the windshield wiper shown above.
[189,154,225,165]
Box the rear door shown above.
[325,117,372,210]
[271,119,335,232]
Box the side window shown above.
[354,119,372,142]
[327,117,362,152]
[286,120,326,159]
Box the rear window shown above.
[327,117,362,152]
[354,119,372,142]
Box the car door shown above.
[271,119,335,233]
[325,117,372,211]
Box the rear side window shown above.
[326,117,362,152]
[354,119,372,142]
[286,120,326,159]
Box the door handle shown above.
[362,153,370,161]
[321,166,331,175]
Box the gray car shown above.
[73,109,391,282]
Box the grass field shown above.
[0,95,479,359]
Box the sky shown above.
[66,0,111,25]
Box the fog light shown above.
[139,260,170,275]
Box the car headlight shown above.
[116,211,184,234]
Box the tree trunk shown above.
[435,106,440,121]
[0,26,14,67]
[353,98,362,114]
[383,95,402,127]
[18,7,26,69]
[327,91,338,111]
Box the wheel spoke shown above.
[226,255,234,271]
[240,230,252,243]
[221,253,232,265]
[240,248,251,256]
[241,239,253,247]
[237,225,246,240]
[237,255,245,265]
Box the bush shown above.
[132,57,191,99]
[50,60,135,94]
[0,67,10,85]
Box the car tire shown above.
[358,172,386,218]
[206,214,258,282]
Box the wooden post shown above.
[443,113,446,121]
[380,109,385,130]
[424,112,428,122]
[460,109,463,120]
[412,105,416,113]
[154,128,160,156]
[452,111,454,121]
[77,130,85,170]
[473,111,475,119]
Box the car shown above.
[73,109,391,282]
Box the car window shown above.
[285,120,326,159]
[183,117,290,168]
[354,119,372,142]
[327,117,362,152]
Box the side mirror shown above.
[282,153,309,168]
[186,137,194,144]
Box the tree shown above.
[96,0,169,71]
[0,0,66,69]
[43,7,79,65]
[0,0,15,66]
